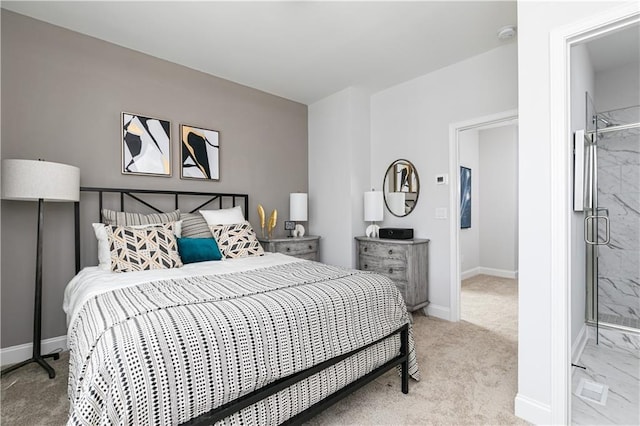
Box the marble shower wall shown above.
[597,106,640,329]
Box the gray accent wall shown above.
[1,11,308,348]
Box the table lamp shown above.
[364,190,383,238]
[289,193,308,237]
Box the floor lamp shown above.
[1,159,80,379]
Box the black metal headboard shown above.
[74,187,249,273]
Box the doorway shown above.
[547,4,639,423]
[448,110,518,322]
[568,24,639,426]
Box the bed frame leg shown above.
[400,325,409,394]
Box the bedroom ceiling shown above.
[1,1,517,105]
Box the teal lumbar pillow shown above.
[176,237,222,264]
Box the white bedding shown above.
[63,252,302,329]
[67,256,419,424]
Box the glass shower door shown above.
[592,106,640,331]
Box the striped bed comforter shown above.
[67,260,420,425]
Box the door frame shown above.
[549,4,639,424]
[448,109,518,322]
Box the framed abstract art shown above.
[180,124,220,180]
[121,112,171,176]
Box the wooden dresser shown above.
[258,235,320,261]
[354,236,429,311]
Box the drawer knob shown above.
[388,249,393,255]
[389,268,393,274]
[364,264,368,269]
[308,245,312,250]
[364,247,368,252]
[286,247,291,252]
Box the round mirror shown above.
[383,159,420,217]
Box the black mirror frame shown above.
[383,159,420,217]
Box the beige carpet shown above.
[1,274,526,425]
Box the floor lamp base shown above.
[1,353,59,379]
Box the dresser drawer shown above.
[274,239,318,256]
[358,255,408,282]
[358,241,408,260]
[394,280,408,301]
[355,236,429,312]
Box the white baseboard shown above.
[514,393,551,425]
[571,324,588,365]
[424,303,450,320]
[462,267,518,280]
[461,267,481,280]
[1,335,67,367]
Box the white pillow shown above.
[199,206,245,226]
[92,221,182,270]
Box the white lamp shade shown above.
[2,159,80,202]
[289,193,308,221]
[387,192,406,216]
[364,191,383,221]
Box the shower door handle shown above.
[584,214,610,245]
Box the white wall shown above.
[569,43,594,349]
[370,43,518,319]
[595,61,640,111]
[459,129,480,276]
[478,125,519,274]
[517,1,631,423]
[459,125,518,279]
[308,87,370,268]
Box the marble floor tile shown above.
[572,337,639,425]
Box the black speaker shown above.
[379,228,414,240]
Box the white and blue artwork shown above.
[122,112,171,176]
[460,166,471,229]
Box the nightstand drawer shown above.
[358,241,408,260]
[295,252,319,261]
[274,239,318,256]
[358,255,407,281]
[258,236,320,261]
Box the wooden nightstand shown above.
[354,236,429,312]
[258,235,320,261]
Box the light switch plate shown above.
[436,208,448,219]
[436,174,448,185]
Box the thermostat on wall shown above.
[436,174,448,185]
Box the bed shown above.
[65,187,420,425]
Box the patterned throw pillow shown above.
[180,212,212,238]
[106,223,183,272]
[102,208,181,226]
[209,221,264,259]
